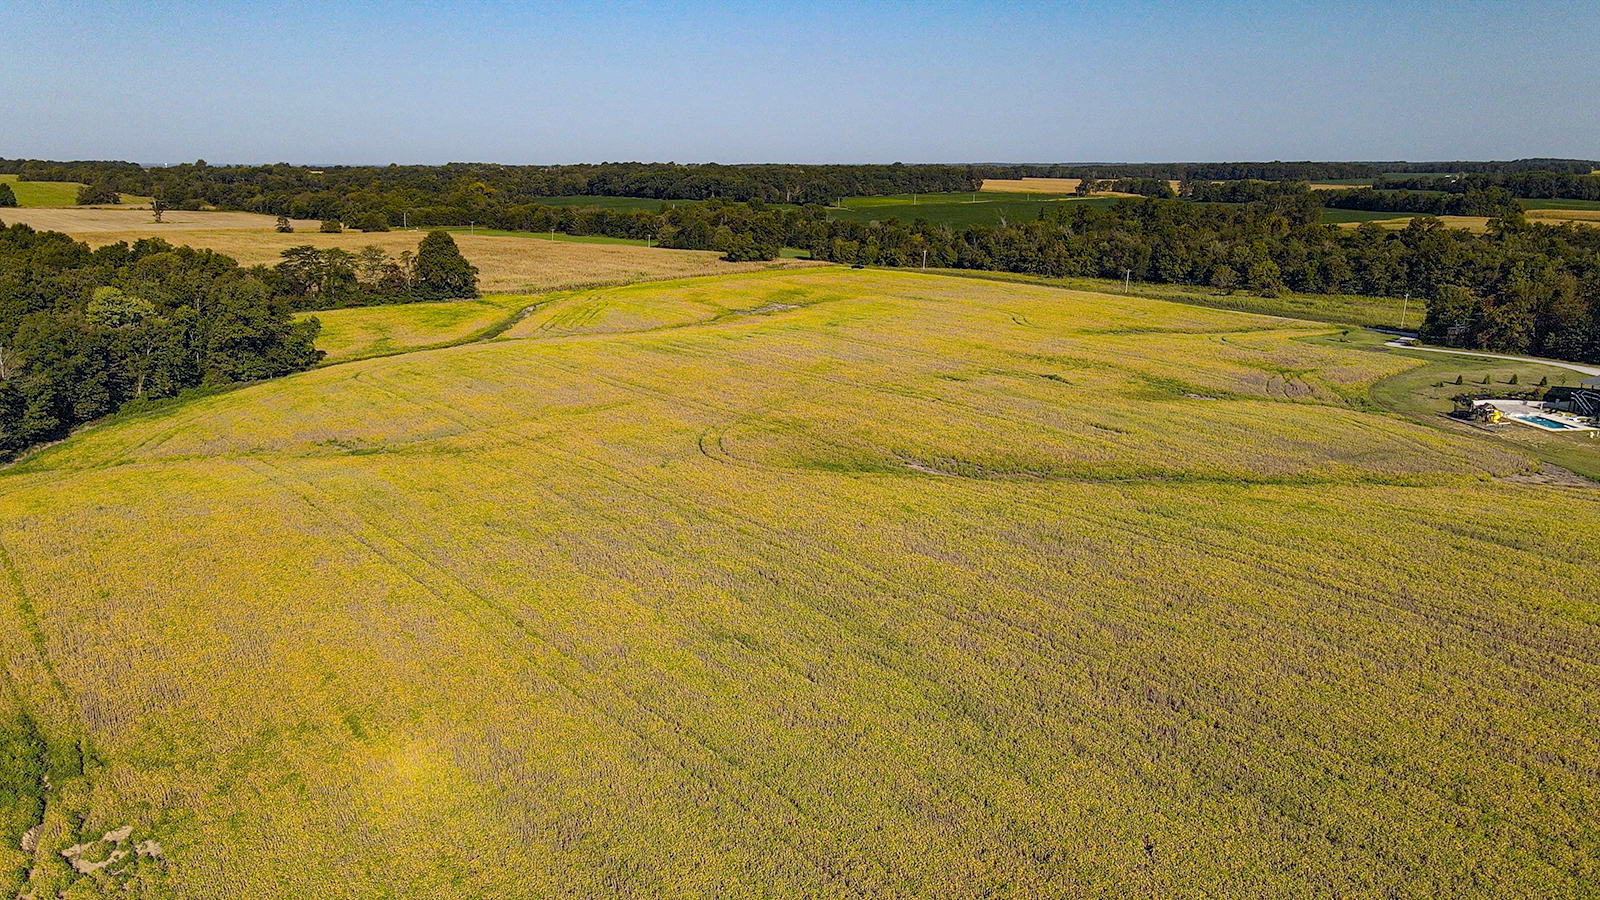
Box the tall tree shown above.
[412,231,479,300]
[0,182,16,207]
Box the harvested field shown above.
[1527,208,1600,225]
[1335,214,1491,233]
[979,177,1181,196]
[34,225,822,294]
[0,207,319,233]
[981,177,1081,194]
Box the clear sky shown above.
[3,0,1596,165]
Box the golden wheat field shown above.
[2,268,1597,899]
[0,208,317,233]
[981,177,1084,194]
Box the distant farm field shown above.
[0,174,150,208]
[1334,214,1492,233]
[0,174,86,207]
[1518,198,1600,211]
[828,192,1116,228]
[0,207,320,233]
[1318,207,1409,224]
[980,177,1081,193]
[3,267,1597,899]
[46,225,821,294]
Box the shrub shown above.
[319,220,343,233]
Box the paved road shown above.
[1383,341,1600,377]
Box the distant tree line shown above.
[1317,187,1523,217]
[0,160,982,220]
[976,158,1599,181]
[1189,179,1523,217]
[3,158,1596,228]
[1375,171,1600,202]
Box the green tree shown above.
[1210,265,1238,294]
[76,182,120,205]
[1248,260,1284,297]
[412,231,479,299]
[0,182,16,207]
[319,219,343,233]
[87,287,155,329]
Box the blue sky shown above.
[3,0,1596,165]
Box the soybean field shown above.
[0,268,1596,899]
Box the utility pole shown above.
[922,248,928,269]
[1124,269,1132,293]
[1399,292,1410,330]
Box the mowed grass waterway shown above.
[1,268,1597,898]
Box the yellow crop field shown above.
[2,268,1597,899]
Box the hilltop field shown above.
[1,259,1596,898]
